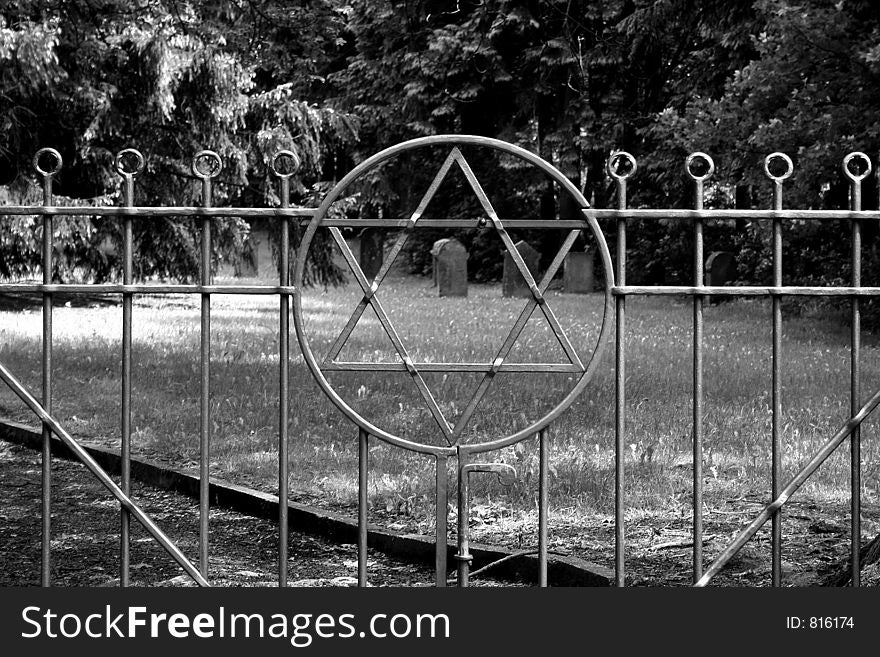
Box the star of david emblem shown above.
[318,147,588,446]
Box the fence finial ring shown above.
[33,148,63,178]
[843,152,871,182]
[685,152,715,181]
[115,148,145,178]
[607,151,637,180]
[764,152,794,182]
[192,150,222,180]
[271,150,301,180]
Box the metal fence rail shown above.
[0,136,876,587]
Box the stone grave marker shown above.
[706,251,737,286]
[503,240,540,298]
[338,234,361,271]
[252,228,277,279]
[432,238,468,297]
[430,238,449,287]
[706,251,737,304]
[358,228,383,280]
[563,250,594,293]
[235,227,274,278]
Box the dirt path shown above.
[0,440,443,587]
[2,437,876,587]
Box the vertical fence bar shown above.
[358,428,369,587]
[276,161,292,587]
[193,151,219,580]
[538,428,549,587]
[609,152,635,588]
[41,174,53,588]
[200,177,212,579]
[116,149,142,587]
[435,455,448,587]
[456,450,470,588]
[765,152,792,587]
[614,185,626,589]
[693,177,704,584]
[121,178,132,586]
[850,180,861,588]
[272,151,298,588]
[771,175,783,587]
[34,149,60,587]
[686,153,713,584]
[844,152,870,587]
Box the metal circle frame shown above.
[271,149,301,179]
[33,148,63,177]
[293,135,614,455]
[843,151,872,182]
[608,151,637,180]
[192,150,222,179]
[685,152,715,181]
[115,148,145,177]
[764,152,794,182]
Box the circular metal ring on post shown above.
[270,149,301,179]
[293,135,615,456]
[115,148,145,178]
[192,150,222,179]
[685,152,715,181]
[764,152,794,182]
[843,151,872,182]
[607,151,637,180]
[33,148,63,178]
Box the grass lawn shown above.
[1,274,879,582]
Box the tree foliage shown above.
[4,0,880,297]
[312,0,763,278]
[648,0,880,300]
[1,0,356,283]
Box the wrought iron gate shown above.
[1,135,877,587]
[292,136,613,587]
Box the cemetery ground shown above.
[1,274,880,585]
[0,439,439,586]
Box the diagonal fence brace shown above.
[695,384,880,587]
[0,359,209,587]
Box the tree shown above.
[0,0,356,283]
[316,0,763,280]
[651,0,880,297]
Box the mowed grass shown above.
[1,275,879,539]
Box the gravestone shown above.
[563,251,594,293]
[706,251,737,304]
[236,228,274,278]
[236,254,256,278]
[503,240,540,298]
[706,251,737,286]
[432,238,468,297]
[251,228,276,279]
[430,238,449,287]
[359,228,383,280]
[333,235,360,272]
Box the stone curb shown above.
[0,418,611,586]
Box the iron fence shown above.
[0,135,876,587]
